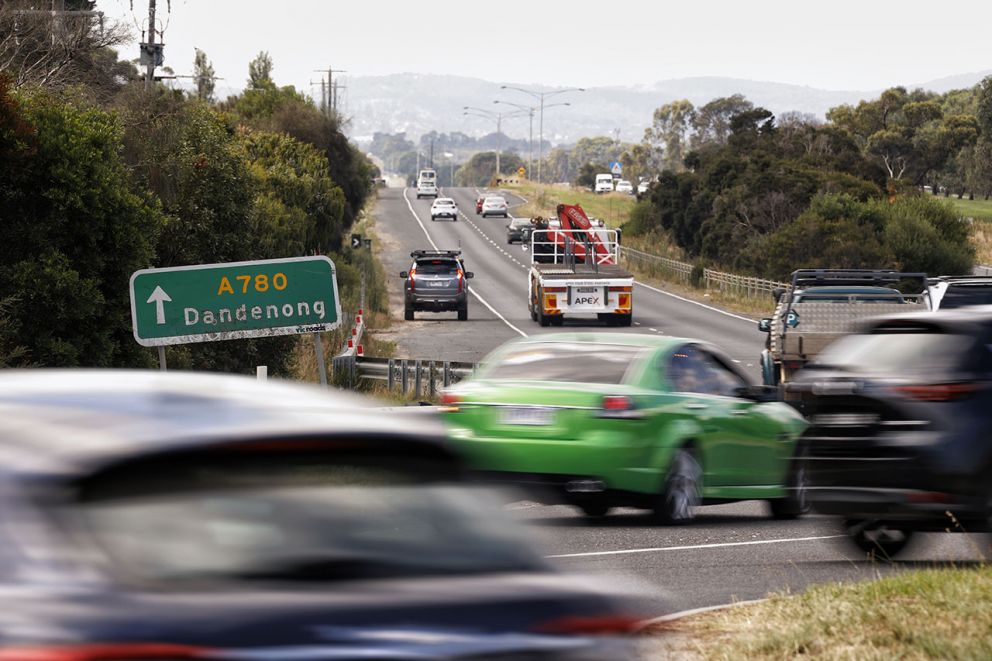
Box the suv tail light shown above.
[890,382,980,402]
[456,268,464,293]
[0,643,211,660]
[408,266,416,292]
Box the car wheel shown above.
[768,445,809,519]
[654,448,701,524]
[404,305,414,321]
[578,502,612,518]
[844,519,913,560]
[457,305,468,321]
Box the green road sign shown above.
[130,256,341,347]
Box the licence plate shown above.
[499,407,555,426]
[570,286,604,308]
[428,281,446,288]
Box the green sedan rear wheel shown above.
[654,448,701,524]
[768,447,809,519]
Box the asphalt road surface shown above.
[373,186,987,616]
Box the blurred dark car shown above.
[506,217,533,244]
[0,370,639,660]
[789,309,992,558]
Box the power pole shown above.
[312,67,346,118]
[144,0,156,90]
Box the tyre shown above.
[538,307,551,327]
[768,445,809,520]
[653,448,701,524]
[617,314,632,327]
[457,305,468,321]
[578,502,612,518]
[404,305,414,321]
[844,519,913,560]
[551,315,564,327]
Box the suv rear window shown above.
[940,284,992,309]
[415,260,458,275]
[482,342,643,384]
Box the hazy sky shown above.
[100,0,992,97]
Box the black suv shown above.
[789,309,992,558]
[401,250,473,321]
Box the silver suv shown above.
[401,250,474,321]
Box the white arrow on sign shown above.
[146,286,172,325]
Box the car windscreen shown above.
[939,285,992,309]
[813,331,975,375]
[73,455,542,585]
[415,260,458,274]
[481,342,643,384]
[485,197,505,204]
[510,219,531,228]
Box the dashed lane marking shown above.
[403,189,528,337]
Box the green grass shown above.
[947,196,992,222]
[505,181,637,227]
[642,564,992,660]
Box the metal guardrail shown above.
[332,355,477,398]
[618,246,787,298]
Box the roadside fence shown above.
[618,246,787,299]
[331,355,476,398]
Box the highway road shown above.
[373,186,986,616]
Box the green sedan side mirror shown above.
[757,318,772,333]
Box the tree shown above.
[247,51,275,90]
[644,99,696,172]
[193,48,216,103]
[691,95,753,150]
[0,85,163,367]
[0,0,129,89]
[455,151,523,186]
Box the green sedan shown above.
[441,333,808,523]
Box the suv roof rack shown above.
[791,269,928,289]
[411,249,461,259]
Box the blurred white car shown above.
[637,180,651,194]
[481,196,508,218]
[615,180,634,194]
[430,197,458,221]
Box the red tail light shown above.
[602,395,633,411]
[891,382,980,402]
[408,267,416,292]
[534,615,643,635]
[0,643,211,660]
[440,391,462,406]
[456,268,464,293]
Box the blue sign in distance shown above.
[609,161,623,175]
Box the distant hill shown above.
[342,70,992,146]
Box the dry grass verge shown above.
[639,564,992,660]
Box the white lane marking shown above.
[649,327,658,332]
[546,534,844,559]
[402,189,528,337]
[639,599,768,627]
[634,280,756,323]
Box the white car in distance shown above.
[416,181,439,199]
[637,180,651,194]
[615,179,634,194]
[430,198,458,222]
[481,196,508,218]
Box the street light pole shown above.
[464,106,529,182]
[500,86,585,184]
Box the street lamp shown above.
[463,106,529,180]
[500,85,584,184]
[495,99,571,182]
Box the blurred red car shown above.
[476,195,484,214]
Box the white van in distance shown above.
[594,174,614,194]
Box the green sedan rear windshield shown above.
[483,342,642,384]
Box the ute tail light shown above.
[0,643,211,660]
[534,615,643,635]
[891,382,980,402]
[602,395,633,411]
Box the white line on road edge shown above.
[402,189,528,338]
[546,534,844,559]
[638,598,768,628]
[634,280,756,323]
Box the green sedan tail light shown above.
[602,395,633,411]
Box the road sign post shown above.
[130,256,341,382]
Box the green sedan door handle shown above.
[729,409,749,416]
[684,402,707,410]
